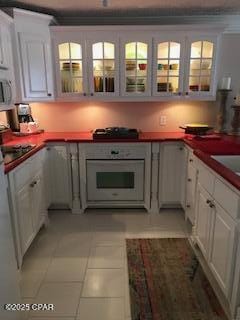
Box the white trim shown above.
[0,9,13,24]
[13,8,54,23]
[51,24,227,32]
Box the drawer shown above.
[213,178,240,219]
[188,150,196,166]
[10,148,45,190]
[198,161,215,195]
[12,159,32,190]
[29,148,45,177]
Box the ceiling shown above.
[1,0,240,25]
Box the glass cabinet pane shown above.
[125,42,148,94]
[156,41,181,93]
[92,42,116,93]
[188,40,214,93]
[58,42,83,94]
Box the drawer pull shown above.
[209,202,215,208]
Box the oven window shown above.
[0,83,4,103]
[96,172,134,189]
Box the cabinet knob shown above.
[46,147,51,151]
[90,93,94,96]
[189,159,193,162]
[83,93,87,96]
[178,92,182,96]
[188,178,192,182]
[179,147,183,150]
[47,93,52,97]
[186,204,191,208]
[185,92,189,96]
[208,201,215,208]
[30,182,35,188]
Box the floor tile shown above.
[19,271,45,298]
[77,298,124,320]
[88,246,125,269]
[28,317,75,320]
[44,257,87,282]
[54,233,92,257]
[30,282,82,317]
[82,269,125,297]
[92,231,126,246]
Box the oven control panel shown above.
[83,143,150,159]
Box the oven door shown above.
[86,160,144,201]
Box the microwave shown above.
[0,79,13,110]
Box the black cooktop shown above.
[93,127,139,139]
[1,144,36,165]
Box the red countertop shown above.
[3,131,240,191]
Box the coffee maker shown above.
[6,103,34,132]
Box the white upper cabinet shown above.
[51,27,222,101]
[55,39,88,98]
[152,38,185,98]
[184,36,218,99]
[13,9,54,102]
[121,38,152,97]
[0,10,14,71]
[19,33,54,99]
[87,40,119,97]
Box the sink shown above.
[211,155,240,175]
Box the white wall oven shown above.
[79,143,151,211]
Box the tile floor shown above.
[20,208,188,320]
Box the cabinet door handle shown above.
[83,93,87,96]
[209,201,215,208]
[206,199,211,204]
[186,204,191,208]
[47,93,52,97]
[185,92,189,96]
[179,147,183,150]
[30,182,35,188]
[188,178,192,182]
[90,93,94,96]
[189,159,193,162]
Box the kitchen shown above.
[0,1,240,320]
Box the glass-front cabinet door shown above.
[56,40,88,98]
[121,39,152,96]
[88,40,119,97]
[185,37,217,98]
[153,39,184,97]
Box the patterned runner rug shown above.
[126,238,228,320]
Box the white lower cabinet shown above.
[16,183,34,254]
[46,144,71,209]
[195,183,212,260]
[8,148,47,266]
[195,162,238,300]
[159,142,187,207]
[209,202,236,297]
[185,152,198,224]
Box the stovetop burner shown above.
[93,127,139,139]
[1,144,36,165]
